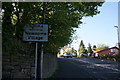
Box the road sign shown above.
[23,24,48,42]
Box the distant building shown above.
[59,45,77,57]
[60,49,64,55]
[96,47,119,56]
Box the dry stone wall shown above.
[2,53,57,79]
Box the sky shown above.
[71,2,118,50]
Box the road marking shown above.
[94,64,120,72]
[73,58,120,72]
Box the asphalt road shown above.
[54,57,120,80]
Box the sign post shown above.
[23,24,48,80]
[35,42,38,79]
[41,43,44,79]
[23,24,48,42]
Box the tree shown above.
[2,2,104,54]
[96,44,109,52]
[93,45,97,50]
[87,43,93,54]
[92,45,97,53]
[78,40,87,54]
[116,43,120,48]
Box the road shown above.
[54,57,120,80]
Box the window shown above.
[110,49,116,52]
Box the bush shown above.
[112,53,120,62]
[57,54,64,57]
[107,54,114,58]
[99,53,120,62]
[100,54,108,59]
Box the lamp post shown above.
[114,26,120,49]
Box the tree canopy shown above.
[2,2,104,54]
[96,44,109,52]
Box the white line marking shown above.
[74,59,120,72]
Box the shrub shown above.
[99,53,120,62]
[113,53,120,62]
[100,54,108,59]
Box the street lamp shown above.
[114,26,120,49]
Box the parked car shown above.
[72,53,77,57]
[63,53,72,58]
[81,53,87,57]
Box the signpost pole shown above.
[35,42,38,80]
[40,2,46,79]
[41,43,44,79]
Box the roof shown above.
[96,47,119,53]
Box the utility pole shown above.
[114,26,120,49]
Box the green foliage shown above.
[96,44,109,52]
[112,53,120,60]
[99,53,120,62]
[87,43,93,53]
[2,2,104,54]
[93,45,97,50]
[79,40,85,49]
[116,43,120,49]
[78,40,87,54]
[100,54,109,59]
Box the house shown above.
[96,47,119,56]
[58,45,77,57]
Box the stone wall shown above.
[43,53,57,78]
[2,54,35,79]
[2,53,57,79]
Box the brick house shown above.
[96,47,119,56]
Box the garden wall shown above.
[2,53,57,79]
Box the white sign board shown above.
[23,24,48,42]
